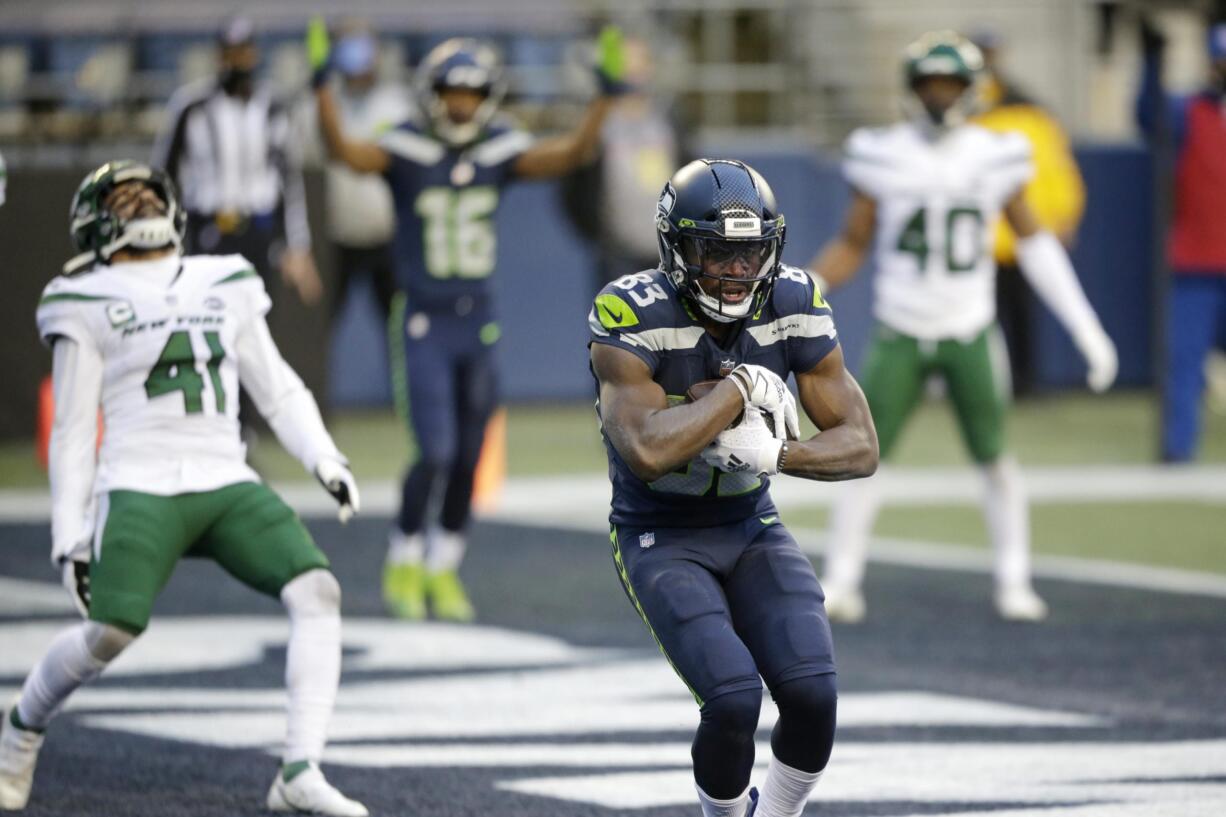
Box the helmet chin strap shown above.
[429,92,500,147]
[431,103,480,146]
[62,215,182,274]
[673,246,767,323]
[903,89,970,137]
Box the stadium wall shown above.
[328,143,1155,406]
[0,144,1153,440]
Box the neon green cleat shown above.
[382,562,426,620]
[426,570,476,622]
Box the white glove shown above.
[315,457,360,524]
[1076,327,1118,393]
[700,407,784,477]
[728,363,800,441]
[60,557,91,619]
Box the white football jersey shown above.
[843,122,1033,340]
[37,253,269,495]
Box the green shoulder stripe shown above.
[213,268,259,286]
[39,293,111,306]
[595,293,639,329]
[813,282,830,310]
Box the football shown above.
[684,378,724,405]
[686,378,782,435]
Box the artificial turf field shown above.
[1,515,1225,816]
[1,392,1224,815]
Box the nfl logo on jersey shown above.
[639,532,656,549]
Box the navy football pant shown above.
[1163,273,1226,462]
[395,308,498,535]
[612,518,837,798]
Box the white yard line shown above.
[3,465,1223,599]
[3,465,1224,522]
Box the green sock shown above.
[281,759,312,783]
[9,706,44,735]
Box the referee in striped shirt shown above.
[153,18,322,304]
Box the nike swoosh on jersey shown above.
[759,516,778,525]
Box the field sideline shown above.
[2,391,1221,577]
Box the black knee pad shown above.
[771,673,837,773]
[774,672,837,724]
[700,686,763,741]
[692,687,762,799]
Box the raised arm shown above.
[591,342,744,482]
[315,83,391,175]
[784,344,878,481]
[805,190,876,292]
[511,96,616,180]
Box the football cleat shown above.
[382,562,427,620]
[267,762,368,817]
[426,569,476,622]
[0,705,45,811]
[994,583,1049,622]
[822,583,866,624]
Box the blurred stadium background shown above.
[0,1,1224,816]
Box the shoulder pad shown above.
[471,125,533,168]
[996,131,1033,167]
[380,123,446,166]
[184,254,260,287]
[844,126,900,162]
[769,265,829,316]
[972,127,1034,194]
[37,273,116,346]
[843,126,906,196]
[39,269,115,305]
[194,254,270,320]
[591,271,679,334]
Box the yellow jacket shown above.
[974,97,1085,264]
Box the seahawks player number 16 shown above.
[415,186,498,279]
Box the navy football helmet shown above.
[655,159,786,323]
[417,38,506,146]
[64,160,185,275]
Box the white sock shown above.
[282,570,341,764]
[17,622,131,729]
[426,528,466,573]
[756,757,823,817]
[822,474,882,590]
[980,457,1031,589]
[696,783,752,817]
[386,529,425,566]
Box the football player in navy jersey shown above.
[589,159,877,817]
[313,26,626,620]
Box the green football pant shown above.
[89,482,330,634]
[859,323,1011,463]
